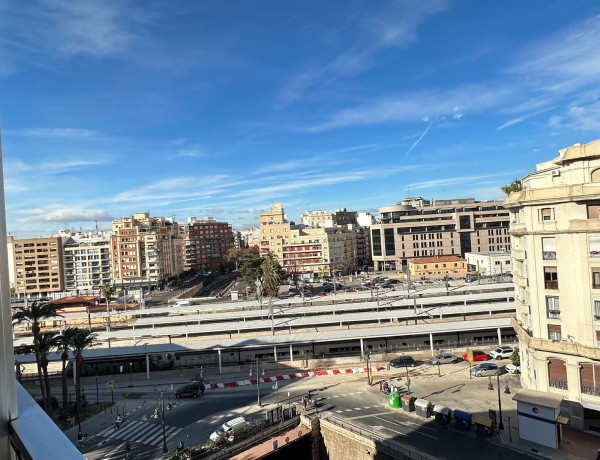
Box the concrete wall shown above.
[318,418,410,460]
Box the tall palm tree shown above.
[57,327,78,409]
[102,284,114,331]
[38,332,59,413]
[12,300,61,414]
[71,328,97,410]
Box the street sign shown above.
[466,348,474,364]
[105,380,114,391]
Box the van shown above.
[173,300,191,308]
[209,416,247,441]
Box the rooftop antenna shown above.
[95,220,99,234]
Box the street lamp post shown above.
[497,372,505,430]
[287,391,291,418]
[405,366,411,395]
[250,359,262,407]
[363,348,371,387]
[161,391,168,454]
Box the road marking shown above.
[332,395,339,398]
[354,408,362,410]
[336,410,344,413]
[345,409,352,412]
[363,406,371,409]
[372,415,438,439]
[348,411,395,420]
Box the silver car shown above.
[429,353,460,365]
[470,363,499,377]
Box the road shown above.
[78,370,534,460]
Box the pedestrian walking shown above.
[379,381,383,392]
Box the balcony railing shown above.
[545,281,559,289]
[581,384,600,397]
[543,251,557,260]
[549,378,568,390]
[9,382,84,459]
[547,310,561,319]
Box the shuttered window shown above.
[548,324,562,341]
[588,204,600,219]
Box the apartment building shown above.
[505,139,600,433]
[371,197,510,271]
[8,236,65,299]
[283,226,357,278]
[111,212,183,290]
[258,203,293,260]
[179,217,234,272]
[300,208,358,228]
[57,230,112,295]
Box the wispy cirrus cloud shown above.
[6,128,98,138]
[308,83,517,131]
[408,172,522,190]
[14,207,113,223]
[497,117,525,130]
[278,0,450,104]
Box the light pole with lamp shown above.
[250,359,263,407]
[496,371,505,430]
[363,348,371,387]
[287,391,291,418]
[161,391,168,454]
[405,366,411,394]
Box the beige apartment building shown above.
[371,198,510,272]
[505,138,600,432]
[8,236,65,298]
[111,213,183,291]
[299,208,358,228]
[259,203,357,277]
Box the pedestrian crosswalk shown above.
[96,421,182,446]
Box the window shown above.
[591,236,600,257]
[594,299,600,319]
[544,267,558,289]
[588,204,600,219]
[597,332,600,347]
[548,358,567,389]
[542,237,556,260]
[540,208,553,221]
[546,296,560,319]
[372,229,382,257]
[384,228,395,256]
[548,325,562,341]
[593,269,600,289]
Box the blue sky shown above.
[1,1,600,237]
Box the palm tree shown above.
[12,300,61,414]
[57,328,78,409]
[102,284,114,331]
[71,328,97,410]
[38,332,59,413]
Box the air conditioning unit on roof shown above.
[552,170,561,177]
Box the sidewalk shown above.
[45,360,600,460]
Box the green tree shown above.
[57,327,78,409]
[38,332,59,413]
[510,346,520,366]
[71,328,97,410]
[501,179,522,195]
[12,300,61,414]
[102,284,114,331]
[225,247,258,271]
[240,251,266,306]
[262,251,284,299]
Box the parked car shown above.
[489,346,514,360]
[429,353,460,365]
[346,288,357,293]
[505,363,521,374]
[317,292,327,297]
[209,416,247,441]
[375,282,390,288]
[390,356,416,368]
[175,381,205,398]
[462,350,490,362]
[470,363,499,377]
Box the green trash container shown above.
[388,391,400,408]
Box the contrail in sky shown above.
[404,123,432,158]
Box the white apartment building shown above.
[505,139,600,433]
[58,230,112,295]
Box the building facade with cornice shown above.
[505,139,600,432]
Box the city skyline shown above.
[1,1,600,237]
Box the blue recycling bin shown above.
[453,409,472,431]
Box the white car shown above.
[489,346,514,360]
[505,363,521,374]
